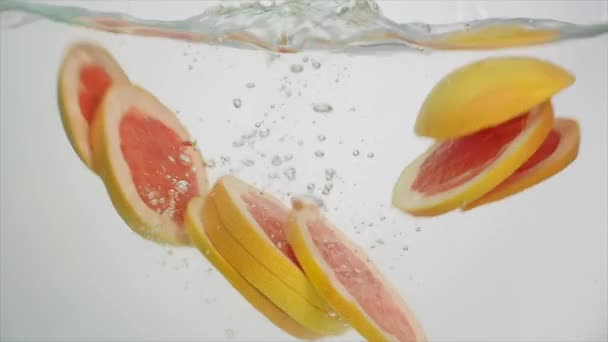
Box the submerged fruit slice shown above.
[287,199,427,342]
[58,41,129,169]
[90,84,209,245]
[184,197,322,340]
[463,118,580,210]
[204,194,349,335]
[415,56,574,139]
[392,101,554,216]
[210,175,334,312]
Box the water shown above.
[1,1,607,342]
[1,0,608,52]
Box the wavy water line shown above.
[1,0,607,53]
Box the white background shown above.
[1,1,607,341]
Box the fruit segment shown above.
[463,118,580,210]
[90,83,209,245]
[204,193,349,335]
[287,199,427,342]
[184,197,322,340]
[392,101,554,216]
[414,56,574,139]
[210,175,335,312]
[58,41,129,169]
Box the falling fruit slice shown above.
[184,197,323,340]
[392,101,554,216]
[463,118,580,210]
[90,83,209,245]
[414,56,574,139]
[286,199,427,342]
[58,41,129,169]
[210,175,335,312]
[204,192,349,335]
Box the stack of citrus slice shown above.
[392,57,580,216]
[186,176,427,341]
[58,41,210,245]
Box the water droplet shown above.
[232,98,242,108]
[259,128,270,138]
[317,134,326,142]
[283,167,296,181]
[242,159,255,167]
[313,103,333,113]
[416,227,421,232]
[315,150,325,158]
[245,82,255,88]
[206,159,216,168]
[271,155,283,166]
[302,56,309,63]
[255,121,262,128]
[367,152,375,158]
[352,150,360,156]
[175,180,189,194]
[307,183,315,192]
[290,64,304,73]
[312,60,321,69]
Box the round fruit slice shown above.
[204,194,349,335]
[392,100,554,216]
[463,118,580,210]
[210,175,335,312]
[184,196,322,340]
[286,199,427,342]
[415,56,574,139]
[58,41,129,169]
[90,83,209,245]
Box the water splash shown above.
[1,0,607,53]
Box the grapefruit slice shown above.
[90,84,209,245]
[414,56,574,139]
[210,175,335,311]
[286,199,427,342]
[58,41,129,169]
[392,101,554,216]
[184,197,322,340]
[204,191,349,335]
[463,118,580,210]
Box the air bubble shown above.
[242,159,255,167]
[416,227,421,232]
[302,56,309,63]
[224,328,235,339]
[283,153,293,162]
[232,98,242,108]
[317,134,326,142]
[283,167,296,181]
[380,216,386,221]
[312,60,321,69]
[232,139,244,148]
[150,198,159,206]
[259,128,270,138]
[325,168,335,181]
[352,150,360,156]
[322,184,333,195]
[367,152,375,158]
[315,150,325,158]
[297,140,304,146]
[271,155,283,166]
[313,103,333,113]
[307,183,315,192]
[245,82,255,88]
[290,64,304,73]
[168,155,176,163]
[206,159,216,168]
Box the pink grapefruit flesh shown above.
[392,101,554,216]
[58,42,129,169]
[287,200,427,341]
[90,83,209,245]
[464,117,580,209]
[241,192,301,267]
